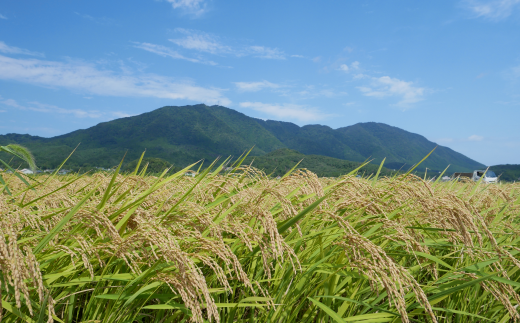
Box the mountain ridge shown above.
[0,104,485,173]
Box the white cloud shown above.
[111,111,134,118]
[1,98,104,118]
[0,41,44,57]
[291,54,304,58]
[338,61,360,73]
[169,28,230,55]
[239,102,325,122]
[234,80,280,92]
[357,76,425,107]
[133,41,218,65]
[339,64,349,72]
[0,13,7,19]
[294,85,346,99]
[0,54,231,105]
[168,28,286,59]
[0,109,5,113]
[133,42,213,64]
[435,138,454,143]
[166,0,208,17]
[353,73,368,79]
[74,12,115,25]
[463,0,520,20]
[1,98,134,120]
[247,46,285,59]
[468,134,484,141]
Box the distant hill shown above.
[0,104,485,172]
[245,148,396,177]
[257,119,483,173]
[489,165,520,182]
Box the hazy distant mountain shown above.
[0,104,484,172]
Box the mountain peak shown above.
[0,105,484,172]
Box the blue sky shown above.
[0,0,519,165]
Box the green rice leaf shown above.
[308,297,347,323]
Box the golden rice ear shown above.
[2,144,36,171]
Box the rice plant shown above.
[1,154,520,323]
[0,144,36,195]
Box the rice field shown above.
[1,157,520,323]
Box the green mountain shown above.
[0,104,484,172]
[0,105,285,170]
[256,118,483,173]
[489,165,520,182]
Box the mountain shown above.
[0,105,286,169]
[489,165,520,182]
[256,118,483,173]
[0,104,485,172]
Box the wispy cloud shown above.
[234,80,280,92]
[0,13,7,19]
[339,64,349,72]
[132,42,217,65]
[111,111,133,118]
[239,101,325,122]
[468,134,484,141]
[357,76,425,107]
[296,86,347,99]
[74,12,115,25]
[247,46,285,59]
[1,98,105,118]
[166,0,208,17]
[435,138,455,144]
[0,54,230,105]
[168,28,286,59]
[0,41,44,57]
[462,0,520,20]
[169,28,230,54]
[338,61,360,73]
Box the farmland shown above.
[1,158,520,323]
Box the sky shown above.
[0,0,519,166]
